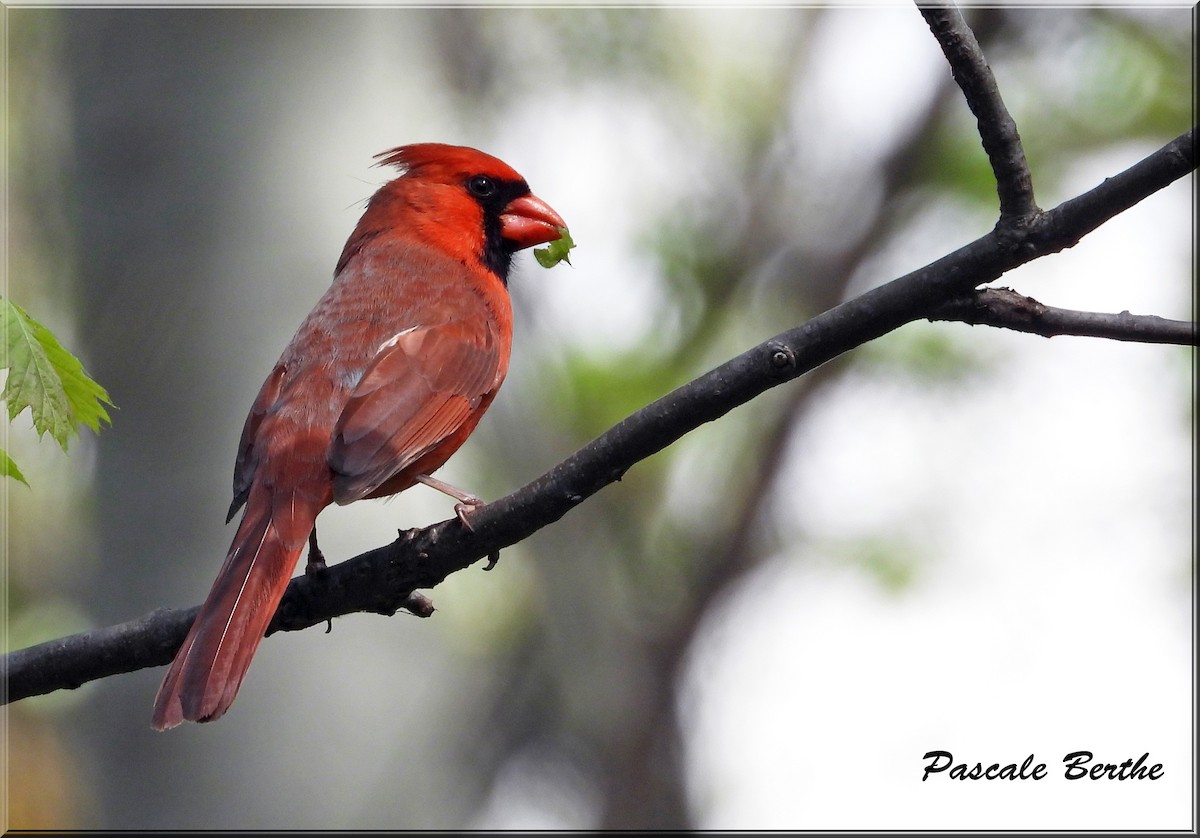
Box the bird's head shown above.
[356,143,567,282]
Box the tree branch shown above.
[4,124,1194,706]
[931,287,1199,344]
[1043,129,1197,248]
[919,4,1039,221]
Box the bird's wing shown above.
[327,319,502,504]
[227,361,288,522]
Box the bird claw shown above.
[413,474,491,562]
[454,500,482,531]
[448,498,498,569]
[415,474,484,530]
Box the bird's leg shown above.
[305,527,332,630]
[305,526,327,576]
[415,474,484,531]
[415,474,501,571]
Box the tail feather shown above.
[151,487,317,730]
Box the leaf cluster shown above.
[1,297,114,485]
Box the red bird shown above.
[151,143,567,729]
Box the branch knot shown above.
[766,342,797,376]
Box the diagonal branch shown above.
[931,288,1199,344]
[4,126,1194,707]
[919,4,1039,222]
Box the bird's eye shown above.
[467,175,498,198]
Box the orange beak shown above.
[500,194,568,250]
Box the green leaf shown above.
[1,296,114,452]
[534,228,575,269]
[1,446,30,486]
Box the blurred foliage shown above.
[859,321,1000,386]
[837,535,922,594]
[450,8,1192,828]
[920,8,1193,210]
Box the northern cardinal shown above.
[151,143,567,729]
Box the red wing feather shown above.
[328,320,501,504]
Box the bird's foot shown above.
[305,528,328,578]
[453,500,483,531]
[416,474,484,530]
[414,474,496,568]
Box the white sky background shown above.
[4,1,1193,831]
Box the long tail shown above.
[151,484,320,730]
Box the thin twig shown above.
[919,4,1039,222]
[931,288,1198,345]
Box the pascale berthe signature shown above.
[921,750,1164,782]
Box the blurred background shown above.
[3,2,1193,830]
